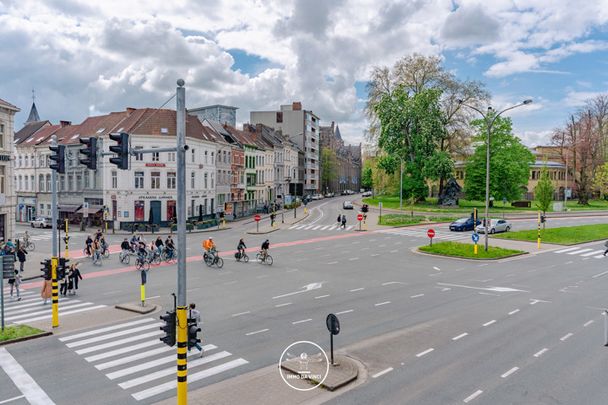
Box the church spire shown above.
[25,89,40,123]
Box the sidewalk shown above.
[247,206,309,234]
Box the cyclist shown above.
[91,239,101,263]
[165,236,175,259]
[236,238,247,259]
[130,234,139,251]
[136,241,148,266]
[260,239,270,260]
[95,228,103,241]
[99,235,109,256]
[85,235,93,256]
[120,238,131,252]
[23,231,30,246]
[154,236,164,254]
[202,237,216,261]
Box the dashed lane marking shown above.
[375,301,391,307]
[372,367,393,378]
[560,333,573,341]
[275,302,292,308]
[336,309,353,315]
[349,288,364,292]
[584,320,594,327]
[410,294,424,298]
[463,390,483,403]
[501,367,519,378]
[315,295,330,299]
[533,348,548,357]
[452,333,468,341]
[231,311,250,317]
[416,348,434,357]
[483,320,496,327]
[245,329,269,336]
[508,309,520,315]
[292,319,312,325]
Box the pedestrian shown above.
[41,277,52,305]
[69,263,83,295]
[270,212,276,227]
[8,270,21,301]
[16,246,27,273]
[59,267,69,296]
[337,214,341,225]
[341,214,347,229]
[188,303,204,357]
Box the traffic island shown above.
[418,241,525,260]
[494,224,608,245]
[0,324,51,346]
[115,302,159,314]
[280,353,359,391]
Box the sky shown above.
[2,0,608,147]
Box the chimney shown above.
[126,107,136,113]
[60,120,71,127]
[255,123,263,133]
[292,101,302,111]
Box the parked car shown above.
[30,217,52,228]
[324,192,335,198]
[311,194,324,200]
[476,219,511,234]
[343,201,354,210]
[362,191,372,197]
[341,189,354,195]
[449,217,481,232]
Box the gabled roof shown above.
[26,102,40,123]
[0,98,19,112]
[223,125,266,150]
[21,123,60,147]
[14,120,50,145]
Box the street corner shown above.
[280,353,360,392]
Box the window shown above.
[152,149,159,162]
[135,171,144,189]
[0,166,4,194]
[276,112,283,123]
[24,175,28,191]
[112,171,117,188]
[0,122,4,149]
[191,148,195,163]
[60,175,65,191]
[151,171,160,189]
[68,174,73,191]
[191,172,195,189]
[204,150,208,164]
[211,152,214,165]
[39,203,44,215]
[211,173,214,189]
[223,151,227,163]
[134,146,143,161]
[167,172,176,189]
[25,155,29,167]
[168,152,176,162]
[39,155,44,167]
[46,174,51,191]
[134,201,145,221]
[39,174,44,192]
[204,173,208,189]
[84,172,89,188]
[76,174,82,190]
[18,156,22,168]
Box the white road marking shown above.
[533,348,548,357]
[483,320,496,327]
[554,247,581,253]
[0,395,25,404]
[336,309,353,315]
[463,390,483,403]
[433,266,441,271]
[327,261,338,265]
[0,348,56,405]
[66,322,163,348]
[346,225,354,231]
[231,311,250,317]
[348,257,359,261]
[592,270,608,279]
[314,295,330,299]
[75,331,162,355]
[410,294,424,298]
[389,250,398,253]
[371,253,380,257]
[312,225,322,230]
[372,367,394,378]
[584,320,594,327]
[375,301,391,306]
[501,367,519,378]
[581,250,604,257]
[84,340,161,363]
[508,309,520,315]
[437,282,528,293]
[14,305,106,324]
[416,348,434,357]
[349,288,364,292]
[275,302,292,308]
[452,333,468,341]
[272,282,324,299]
[567,248,593,255]
[478,292,500,296]
[245,329,269,336]
[382,281,406,286]
[95,345,177,370]
[560,333,573,341]
[292,319,312,325]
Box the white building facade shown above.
[0,98,19,241]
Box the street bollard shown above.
[603,310,608,347]
[140,269,147,307]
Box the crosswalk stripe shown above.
[288,225,298,229]
[320,225,330,230]
[312,225,321,230]
[581,250,605,257]
[567,248,593,255]
[5,302,91,321]
[60,318,156,342]
[304,225,315,230]
[130,358,248,400]
[554,247,581,253]
[593,255,605,259]
[85,340,161,362]
[95,344,218,371]
[110,346,224,382]
[295,225,307,230]
[346,225,354,231]
[14,305,106,324]
[75,331,163,355]
[5,300,82,316]
[328,225,337,230]
[66,322,163,348]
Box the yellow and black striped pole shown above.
[64,219,69,258]
[51,256,59,328]
[537,211,541,249]
[176,306,188,404]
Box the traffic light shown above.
[159,311,176,347]
[58,258,69,280]
[361,204,368,213]
[540,215,546,223]
[109,132,129,170]
[40,259,51,280]
[79,137,98,170]
[187,318,201,350]
[49,144,66,174]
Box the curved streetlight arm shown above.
[490,101,531,127]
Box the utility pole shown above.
[50,135,59,328]
[175,79,188,405]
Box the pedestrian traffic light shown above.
[109,132,129,170]
[79,137,98,170]
[540,215,546,223]
[49,144,66,174]
[58,258,69,280]
[40,259,51,280]
[187,319,201,350]
[160,311,176,347]
[361,204,368,213]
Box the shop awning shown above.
[58,205,81,213]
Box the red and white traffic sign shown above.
[427,229,435,238]
[254,214,261,222]
[357,213,363,221]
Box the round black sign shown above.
[326,313,340,335]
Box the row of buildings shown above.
[10,100,362,231]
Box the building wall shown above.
[189,105,237,127]
[0,101,18,241]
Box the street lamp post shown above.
[458,99,533,251]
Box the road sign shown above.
[254,214,261,222]
[427,229,435,238]
[472,233,479,243]
[357,213,363,221]
[326,313,340,335]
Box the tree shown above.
[320,147,337,193]
[465,116,534,202]
[535,164,554,216]
[593,162,608,199]
[361,166,373,190]
[373,86,447,200]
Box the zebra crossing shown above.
[377,228,469,241]
[0,288,105,325]
[288,223,356,232]
[59,317,249,401]
[552,246,606,259]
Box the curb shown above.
[246,227,281,235]
[0,330,53,346]
[412,246,528,262]
[115,303,160,314]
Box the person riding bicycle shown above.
[95,229,103,241]
[260,239,270,259]
[130,234,139,250]
[99,236,109,255]
[237,238,247,259]
[23,231,30,245]
[91,239,101,262]
[154,236,164,254]
[203,237,217,260]
[85,235,93,256]
[136,241,148,263]
[165,236,175,258]
[120,238,131,252]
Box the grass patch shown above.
[378,214,459,226]
[364,196,535,213]
[0,324,44,343]
[419,241,524,259]
[494,224,608,245]
[565,199,608,211]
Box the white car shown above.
[311,194,324,200]
[30,217,52,228]
[362,191,372,197]
[343,201,354,209]
[476,219,511,234]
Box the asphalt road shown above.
[2,196,608,404]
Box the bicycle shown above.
[82,247,92,257]
[119,250,135,265]
[204,251,224,268]
[235,250,249,263]
[135,255,150,271]
[148,250,162,265]
[162,248,177,263]
[101,246,110,259]
[91,250,102,266]
[256,251,273,265]
[21,238,35,251]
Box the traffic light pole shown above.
[176,79,188,405]
[50,135,59,328]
